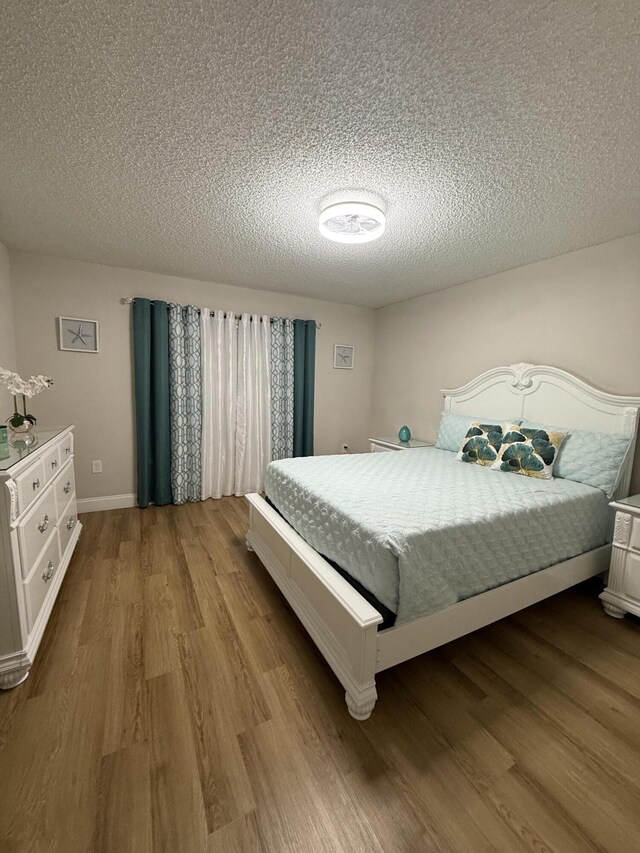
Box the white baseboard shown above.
[77,493,137,514]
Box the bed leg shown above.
[345,685,377,721]
[602,601,626,619]
[245,536,254,552]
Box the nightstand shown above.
[368,436,434,453]
[600,493,640,619]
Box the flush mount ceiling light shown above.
[319,201,386,244]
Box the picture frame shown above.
[333,344,355,369]
[58,317,100,353]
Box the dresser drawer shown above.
[55,464,76,511]
[15,461,47,515]
[24,533,61,632]
[18,484,59,579]
[42,445,61,483]
[58,500,78,558]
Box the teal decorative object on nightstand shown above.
[398,425,411,442]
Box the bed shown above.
[246,363,640,719]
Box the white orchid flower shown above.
[0,366,53,397]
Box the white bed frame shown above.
[246,363,640,719]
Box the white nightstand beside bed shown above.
[600,494,640,619]
[369,436,434,452]
[246,364,640,720]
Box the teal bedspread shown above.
[265,447,610,625]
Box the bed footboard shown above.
[245,493,383,720]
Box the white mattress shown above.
[265,447,611,624]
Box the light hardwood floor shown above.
[1,498,640,852]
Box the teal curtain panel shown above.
[168,304,203,504]
[269,317,295,460]
[132,298,172,507]
[293,319,316,457]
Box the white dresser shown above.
[0,426,81,688]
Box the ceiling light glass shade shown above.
[319,202,385,244]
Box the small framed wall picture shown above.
[334,344,355,369]
[58,317,100,353]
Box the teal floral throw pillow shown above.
[491,424,567,479]
[456,422,505,467]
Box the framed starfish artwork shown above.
[333,344,354,369]
[58,317,100,353]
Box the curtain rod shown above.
[119,298,321,328]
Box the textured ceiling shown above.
[1,1,639,308]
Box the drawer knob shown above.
[33,478,40,490]
[65,447,71,454]
[66,517,75,531]
[51,460,57,469]
[42,560,54,582]
[63,482,72,494]
[37,514,49,533]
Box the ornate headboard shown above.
[442,363,640,498]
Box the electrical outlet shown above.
[341,443,350,454]
[92,460,103,474]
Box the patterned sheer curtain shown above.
[270,317,295,460]
[200,311,271,497]
[168,304,202,504]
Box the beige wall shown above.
[10,251,375,501]
[371,234,640,493]
[0,242,17,415]
[8,234,640,501]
